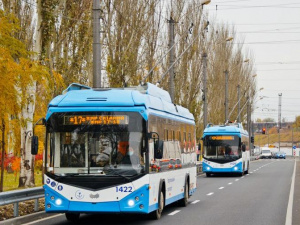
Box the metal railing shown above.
[0,187,44,217]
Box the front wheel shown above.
[65,213,80,222]
[150,190,164,220]
[244,161,249,174]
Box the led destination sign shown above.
[64,115,129,125]
[210,136,235,140]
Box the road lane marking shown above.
[191,200,200,204]
[207,192,214,196]
[169,210,181,216]
[235,179,239,181]
[219,187,224,190]
[246,174,250,176]
[228,182,232,185]
[250,172,253,174]
[22,214,63,225]
[285,160,296,225]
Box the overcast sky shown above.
[205,0,300,122]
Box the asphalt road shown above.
[4,158,296,225]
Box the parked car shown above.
[261,147,272,159]
[275,151,286,159]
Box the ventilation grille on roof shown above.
[86,97,107,102]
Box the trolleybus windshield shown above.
[203,135,242,161]
[45,112,146,177]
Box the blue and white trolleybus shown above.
[32,83,197,221]
[202,122,250,177]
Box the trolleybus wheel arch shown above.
[65,212,80,222]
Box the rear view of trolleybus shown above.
[31,83,197,222]
[201,122,250,177]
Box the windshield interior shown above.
[203,135,241,161]
[45,112,146,177]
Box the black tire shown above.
[65,213,80,223]
[179,181,189,207]
[150,190,164,220]
[206,173,211,177]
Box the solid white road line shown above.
[207,192,214,196]
[22,214,63,225]
[169,210,181,216]
[285,160,296,225]
[191,200,200,204]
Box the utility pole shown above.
[168,17,175,102]
[202,53,208,130]
[278,93,282,150]
[247,95,251,155]
[93,0,101,88]
[237,85,241,123]
[292,127,294,156]
[225,70,229,122]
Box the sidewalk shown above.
[292,157,300,225]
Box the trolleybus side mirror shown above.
[31,136,39,155]
[31,117,46,155]
[147,132,164,159]
[154,140,164,159]
[242,143,246,152]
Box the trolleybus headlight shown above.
[139,204,144,209]
[55,198,62,206]
[206,167,210,170]
[128,200,135,207]
[234,167,238,171]
[47,204,51,209]
[51,196,55,200]
[135,196,139,201]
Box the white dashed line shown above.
[235,179,239,181]
[250,172,253,174]
[219,187,224,190]
[228,182,232,185]
[22,214,63,225]
[169,210,181,216]
[207,192,214,196]
[191,200,200,204]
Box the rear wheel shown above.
[65,213,80,223]
[150,190,164,220]
[179,181,189,207]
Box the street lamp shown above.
[201,0,211,5]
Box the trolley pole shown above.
[168,17,175,102]
[202,53,208,130]
[237,84,241,123]
[93,0,102,88]
[225,70,229,122]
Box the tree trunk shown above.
[18,0,42,188]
